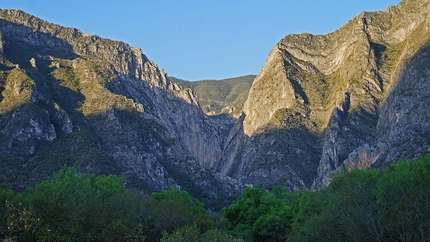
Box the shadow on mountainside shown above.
[0,19,78,62]
[215,112,321,191]
[373,40,430,166]
[0,18,239,209]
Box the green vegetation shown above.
[1,156,429,241]
[2,5,430,240]
[0,167,143,241]
[0,69,34,114]
[0,167,240,241]
[160,224,243,242]
[142,188,213,241]
[52,59,138,115]
[222,155,430,241]
[170,75,255,116]
[223,185,296,241]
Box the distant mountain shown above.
[169,75,255,117]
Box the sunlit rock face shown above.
[214,0,430,190]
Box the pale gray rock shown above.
[52,109,73,134]
[0,31,3,53]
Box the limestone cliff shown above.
[215,0,430,190]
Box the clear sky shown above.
[1,0,401,81]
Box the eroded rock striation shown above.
[214,0,430,190]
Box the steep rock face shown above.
[0,9,236,206]
[215,0,430,190]
[0,9,224,168]
[374,40,430,164]
[327,40,430,185]
[314,0,430,187]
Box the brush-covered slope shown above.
[0,9,238,207]
[170,75,255,117]
[214,0,430,190]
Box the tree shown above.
[20,166,141,241]
[289,156,430,241]
[325,168,384,242]
[223,185,296,241]
[142,187,212,241]
[0,188,41,241]
[376,156,430,241]
[287,190,332,242]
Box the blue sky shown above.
[1,0,401,81]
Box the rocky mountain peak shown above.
[217,0,430,190]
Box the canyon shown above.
[1,0,430,207]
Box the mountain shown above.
[1,0,430,206]
[169,75,255,140]
[0,9,239,208]
[213,0,430,190]
[170,75,255,117]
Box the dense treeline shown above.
[0,166,239,241]
[1,155,430,241]
[223,155,430,241]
